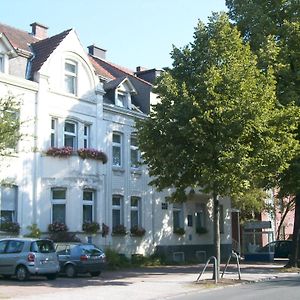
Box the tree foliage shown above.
[137,13,298,201]
[137,13,299,275]
[0,94,21,156]
[226,0,300,267]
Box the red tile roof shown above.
[0,22,39,54]
[89,55,115,80]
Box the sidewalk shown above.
[2,260,299,300]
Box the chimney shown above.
[88,45,107,60]
[136,66,147,72]
[30,22,48,39]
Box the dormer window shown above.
[116,92,127,108]
[64,60,77,95]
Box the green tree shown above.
[137,13,299,278]
[226,0,300,266]
[0,94,21,156]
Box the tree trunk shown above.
[276,198,294,240]
[213,192,220,279]
[287,193,300,267]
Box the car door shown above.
[0,240,8,274]
[4,240,24,274]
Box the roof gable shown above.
[29,29,72,79]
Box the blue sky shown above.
[1,0,227,70]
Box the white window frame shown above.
[83,125,90,149]
[50,118,58,147]
[130,134,140,168]
[115,91,127,108]
[130,196,141,228]
[112,195,123,228]
[64,59,77,95]
[112,132,122,167]
[64,120,77,149]
[195,203,206,229]
[82,189,94,223]
[51,188,66,224]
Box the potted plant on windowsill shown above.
[112,224,127,236]
[0,221,20,235]
[77,148,108,164]
[130,225,146,237]
[173,227,185,235]
[196,226,208,234]
[82,221,100,235]
[46,146,73,157]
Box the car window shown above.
[6,241,24,253]
[56,244,71,255]
[31,240,55,253]
[81,246,102,255]
[0,240,7,253]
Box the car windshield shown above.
[31,240,56,253]
[81,245,102,256]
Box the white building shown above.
[0,22,232,262]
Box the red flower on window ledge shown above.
[46,147,73,157]
[77,148,108,163]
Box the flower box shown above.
[48,222,68,232]
[173,227,185,235]
[82,221,100,234]
[112,224,127,236]
[46,146,73,157]
[77,148,108,163]
[130,225,146,237]
[0,221,20,234]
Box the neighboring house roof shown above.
[29,29,72,79]
[90,55,152,114]
[89,55,115,80]
[0,22,38,54]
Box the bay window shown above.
[64,121,77,149]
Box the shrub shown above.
[82,221,100,234]
[105,248,130,269]
[77,148,108,163]
[0,221,20,234]
[25,223,41,238]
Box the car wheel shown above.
[16,265,29,281]
[46,273,57,280]
[65,264,76,278]
[90,271,101,277]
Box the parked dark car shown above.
[55,243,106,277]
[0,238,60,281]
[257,240,292,258]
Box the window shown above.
[51,188,66,223]
[0,186,17,224]
[112,195,123,228]
[64,121,77,149]
[1,110,19,150]
[64,60,77,95]
[130,135,140,168]
[195,203,206,230]
[219,205,224,234]
[116,92,127,108]
[6,240,23,253]
[112,133,122,167]
[50,118,58,147]
[83,189,94,223]
[161,203,168,210]
[0,55,4,72]
[173,203,183,230]
[130,197,141,228]
[83,125,90,149]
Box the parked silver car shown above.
[0,238,60,281]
